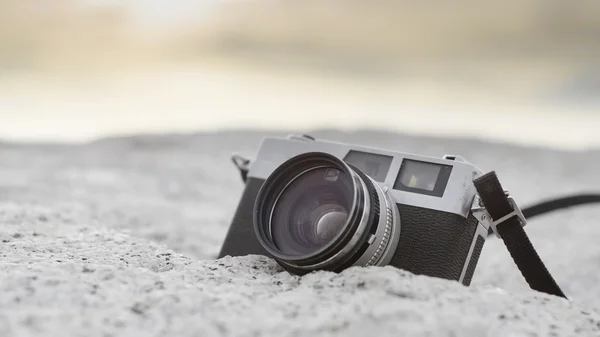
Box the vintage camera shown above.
[218,134,491,285]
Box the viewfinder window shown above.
[394,159,452,197]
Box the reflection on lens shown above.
[271,167,353,256]
[316,208,347,241]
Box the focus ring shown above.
[330,166,381,272]
[366,205,393,266]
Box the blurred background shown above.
[0,0,599,149]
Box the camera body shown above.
[219,134,489,286]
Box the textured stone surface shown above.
[1,130,600,337]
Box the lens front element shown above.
[271,167,352,256]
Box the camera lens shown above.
[270,167,352,256]
[254,152,401,274]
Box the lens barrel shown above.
[254,152,399,274]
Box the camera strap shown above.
[508,193,600,222]
[473,172,567,299]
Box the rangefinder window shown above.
[394,159,452,197]
[343,150,393,182]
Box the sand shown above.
[1,130,600,337]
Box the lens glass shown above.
[270,167,354,256]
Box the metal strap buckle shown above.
[472,195,527,239]
[488,196,527,238]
